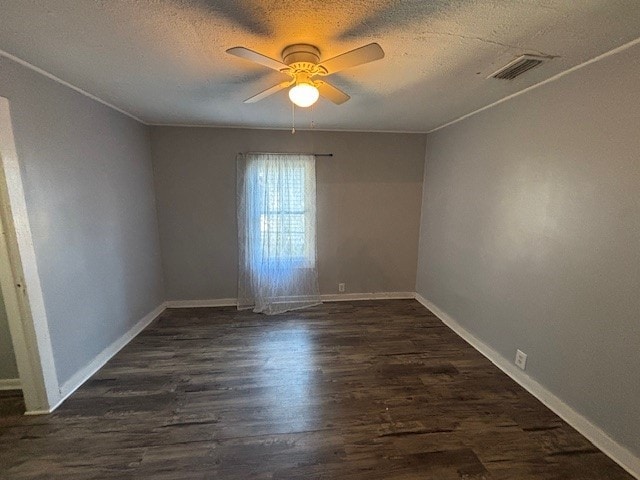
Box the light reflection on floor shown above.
[257,324,317,433]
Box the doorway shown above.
[0,96,59,413]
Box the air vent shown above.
[490,55,546,80]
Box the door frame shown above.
[0,96,59,413]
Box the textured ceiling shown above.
[1,0,639,132]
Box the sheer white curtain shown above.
[237,153,321,315]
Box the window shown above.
[237,153,321,314]
[257,162,309,262]
[241,154,316,266]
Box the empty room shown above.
[0,1,638,478]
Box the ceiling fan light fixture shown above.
[288,82,319,108]
[227,42,383,106]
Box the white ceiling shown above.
[1,0,639,132]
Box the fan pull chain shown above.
[310,103,316,129]
[291,102,296,134]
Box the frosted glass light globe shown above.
[289,83,319,107]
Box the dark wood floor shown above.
[0,300,633,479]
[0,390,24,417]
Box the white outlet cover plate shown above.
[515,349,527,370]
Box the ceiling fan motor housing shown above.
[282,44,325,73]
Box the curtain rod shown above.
[240,152,333,157]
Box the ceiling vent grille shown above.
[490,55,546,80]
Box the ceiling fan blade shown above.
[226,46,289,72]
[244,81,292,103]
[316,81,350,105]
[318,43,384,75]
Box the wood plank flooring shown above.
[0,300,633,479]
[0,390,24,418]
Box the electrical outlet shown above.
[338,283,345,293]
[515,349,527,370]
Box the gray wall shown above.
[151,127,426,300]
[0,56,165,386]
[0,287,18,380]
[416,44,640,455]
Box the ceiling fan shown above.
[226,43,384,108]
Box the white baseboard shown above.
[321,292,415,302]
[0,378,21,390]
[166,292,415,308]
[165,298,237,308]
[414,293,640,479]
[32,303,167,414]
